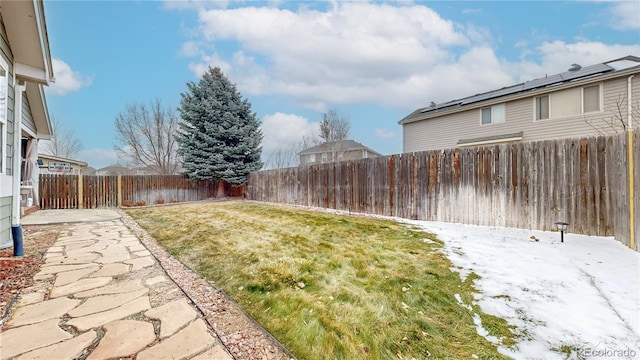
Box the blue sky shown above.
[43,1,640,169]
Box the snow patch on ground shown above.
[413,221,640,359]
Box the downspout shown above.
[628,74,635,250]
[11,76,26,257]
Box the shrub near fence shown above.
[39,175,218,209]
[247,130,640,250]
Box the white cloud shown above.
[260,112,319,155]
[177,2,640,111]
[162,0,228,11]
[179,41,203,57]
[609,1,640,30]
[75,148,120,169]
[184,2,481,108]
[48,58,92,96]
[374,128,396,139]
[508,40,640,83]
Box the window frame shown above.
[535,95,550,120]
[582,84,601,114]
[480,103,505,126]
[534,83,602,121]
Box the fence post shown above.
[117,175,122,207]
[78,175,84,209]
[628,129,635,250]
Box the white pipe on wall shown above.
[11,77,26,225]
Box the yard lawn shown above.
[127,201,516,359]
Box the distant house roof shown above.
[38,153,88,167]
[400,55,640,125]
[298,140,382,156]
[95,166,132,175]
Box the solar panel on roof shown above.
[417,62,615,115]
[522,74,563,91]
[491,84,525,98]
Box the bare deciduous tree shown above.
[319,109,350,143]
[585,95,640,135]
[114,99,180,175]
[40,117,83,158]
[265,135,321,169]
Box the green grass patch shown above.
[128,201,516,359]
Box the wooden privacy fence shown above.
[40,175,218,209]
[247,130,640,250]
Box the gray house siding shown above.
[403,74,640,152]
[1,18,14,176]
[22,95,35,135]
[0,17,14,248]
[300,149,379,165]
[0,197,10,247]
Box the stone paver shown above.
[136,319,216,360]
[88,262,130,277]
[0,318,73,359]
[145,298,198,338]
[133,250,151,257]
[36,262,95,275]
[68,289,148,317]
[74,279,145,297]
[191,346,233,360]
[145,275,167,286]
[45,253,100,265]
[123,256,156,271]
[53,265,99,286]
[65,245,107,255]
[16,292,44,306]
[49,277,112,298]
[127,244,147,252]
[95,252,130,264]
[66,296,151,331]
[7,297,81,327]
[86,320,155,360]
[15,330,97,360]
[3,215,232,360]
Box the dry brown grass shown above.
[128,201,516,359]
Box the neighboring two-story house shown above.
[399,56,640,152]
[299,140,381,165]
[1,1,55,248]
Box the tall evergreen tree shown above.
[177,67,263,195]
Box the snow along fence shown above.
[38,175,233,209]
[247,130,640,251]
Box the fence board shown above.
[248,130,639,249]
[39,175,217,209]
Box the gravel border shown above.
[118,209,294,360]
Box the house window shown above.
[0,63,8,174]
[535,84,601,120]
[481,104,505,125]
[308,154,316,163]
[321,153,327,162]
[536,95,549,120]
[583,85,600,113]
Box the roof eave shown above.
[2,0,55,85]
[25,82,53,139]
[399,65,640,126]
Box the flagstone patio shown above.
[0,220,233,360]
